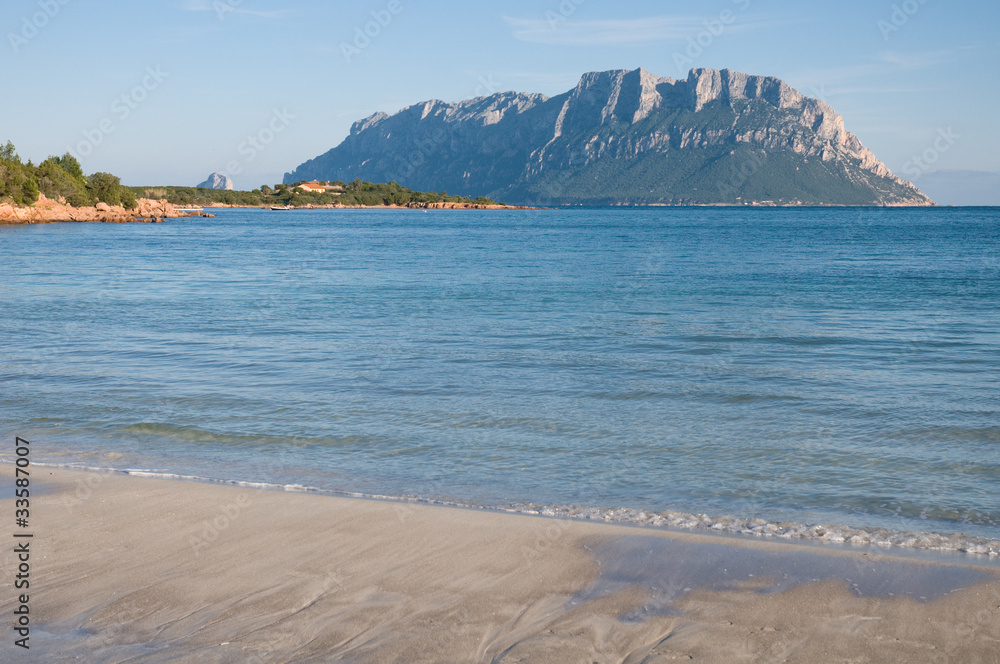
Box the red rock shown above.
[0,194,202,225]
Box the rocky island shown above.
[196,172,235,191]
[285,67,934,207]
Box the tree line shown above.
[133,179,500,208]
[2,140,500,210]
[0,141,136,209]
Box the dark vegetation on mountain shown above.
[284,68,933,207]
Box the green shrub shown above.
[87,172,123,206]
[36,158,93,206]
[0,141,40,206]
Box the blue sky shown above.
[1,0,997,203]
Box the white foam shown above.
[27,462,321,494]
[503,503,1000,557]
[22,461,1000,557]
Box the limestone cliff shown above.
[285,68,933,206]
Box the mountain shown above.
[196,172,234,190]
[284,68,933,206]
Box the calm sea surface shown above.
[2,207,998,546]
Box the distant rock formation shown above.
[197,172,234,190]
[285,67,933,206]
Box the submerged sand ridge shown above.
[581,536,992,616]
[2,468,999,663]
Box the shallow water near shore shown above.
[580,535,996,622]
[2,206,998,552]
[17,468,1000,664]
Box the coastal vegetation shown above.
[1,141,137,209]
[2,139,500,213]
[131,179,500,208]
[132,185,264,207]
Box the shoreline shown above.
[27,461,1000,559]
[3,466,998,662]
[205,202,940,210]
[0,194,211,225]
[205,201,539,210]
[0,201,538,224]
[6,201,979,223]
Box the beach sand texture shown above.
[3,468,998,663]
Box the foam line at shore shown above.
[32,461,1000,558]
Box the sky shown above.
[1,0,998,204]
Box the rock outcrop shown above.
[285,67,933,206]
[402,201,533,210]
[0,194,205,224]
[196,172,234,190]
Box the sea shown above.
[2,206,999,555]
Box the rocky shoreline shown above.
[0,194,213,225]
[203,201,537,210]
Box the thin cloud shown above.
[789,49,957,94]
[503,14,794,46]
[831,85,950,95]
[480,70,591,94]
[875,49,955,68]
[504,16,703,45]
[179,0,293,20]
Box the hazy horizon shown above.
[2,0,997,204]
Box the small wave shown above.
[113,422,378,449]
[25,462,1000,558]
[718,393,802,405]
[28,463,328,494]
[506,504,1000,557]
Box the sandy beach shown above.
[2,467,998,663]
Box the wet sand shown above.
[3,467,998,663]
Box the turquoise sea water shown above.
[2,207,998,550]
